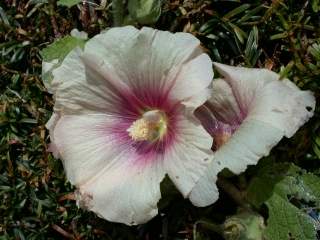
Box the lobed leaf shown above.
[247,163,320,240]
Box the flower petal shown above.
[207,79,243,124]
[85,26,210,107]
[188,160,221,207]
[190,64,315,207]
[248,79,315,137]
[190,119,282,206]
[54,27,211,115]
[214,62,315,137]
[53,114,125,185]
[168,53,213,107]
[164,115,213,197]
[51,48,129,115]
[53,114,166,225]
[213,62,279,116]
[85,27,201,90]
[45,112,61,158]
[77,157,164,225]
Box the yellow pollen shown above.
[127,110,167,142]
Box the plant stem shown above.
[217,177,249,209]
[193,220,223,239]
[112,0,124,26]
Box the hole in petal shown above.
[306,106,313,112]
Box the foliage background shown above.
[0,0,319,239]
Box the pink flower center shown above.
[195,103,243,150]
[109,88,180,163]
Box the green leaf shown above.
[222,4,250,20]
[0,6,10,26]
[270,32,288,40]
[57,0,82,8]
[113,0,125,26]
[128,0,161,24]
[40,35,85,62]
[311,0,320,12]
[264,194,316,240]
[312,124,320,159]
[309,41,320,61]
[228,22,248,44]
[238,5,264,23]
[247,163,320,240]
[244,26,261,66]
[40,35,86,92]
[29,0,48,4]
[199,18,220,34]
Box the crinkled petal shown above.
[213,63,315,128]
[85,27,200,90]
[214,62,315,137]
[85,26,210,107]
[188,160,221,207]
[248,79,315,137]
[190,119,282,206]
[53,27,211,115]
[191,64,315,207]
[164,115,213,197]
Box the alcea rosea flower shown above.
[46,26,214,225]
[189,63,315,207]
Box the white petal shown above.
[190,64,315,207]
[248,79,315,137]
[213,62,279,85]
[214,62,315,137]
[45,112,61,158]
[164,115,213,197]
[85,26,209,106]
[52,48,125,115]
[70,29,88,40]
[78,158,164,225]
[213,62,279,114]
[188,160,221,207]
[189,119,282,206]
[53,27,211,115]
[53,114,125,185]
[208,79,242,124]
[53,114,166,225]
[168,53,213,107]
[85,27,201,88]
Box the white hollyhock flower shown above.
[189,63,315,207]
[45,26,214,225]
